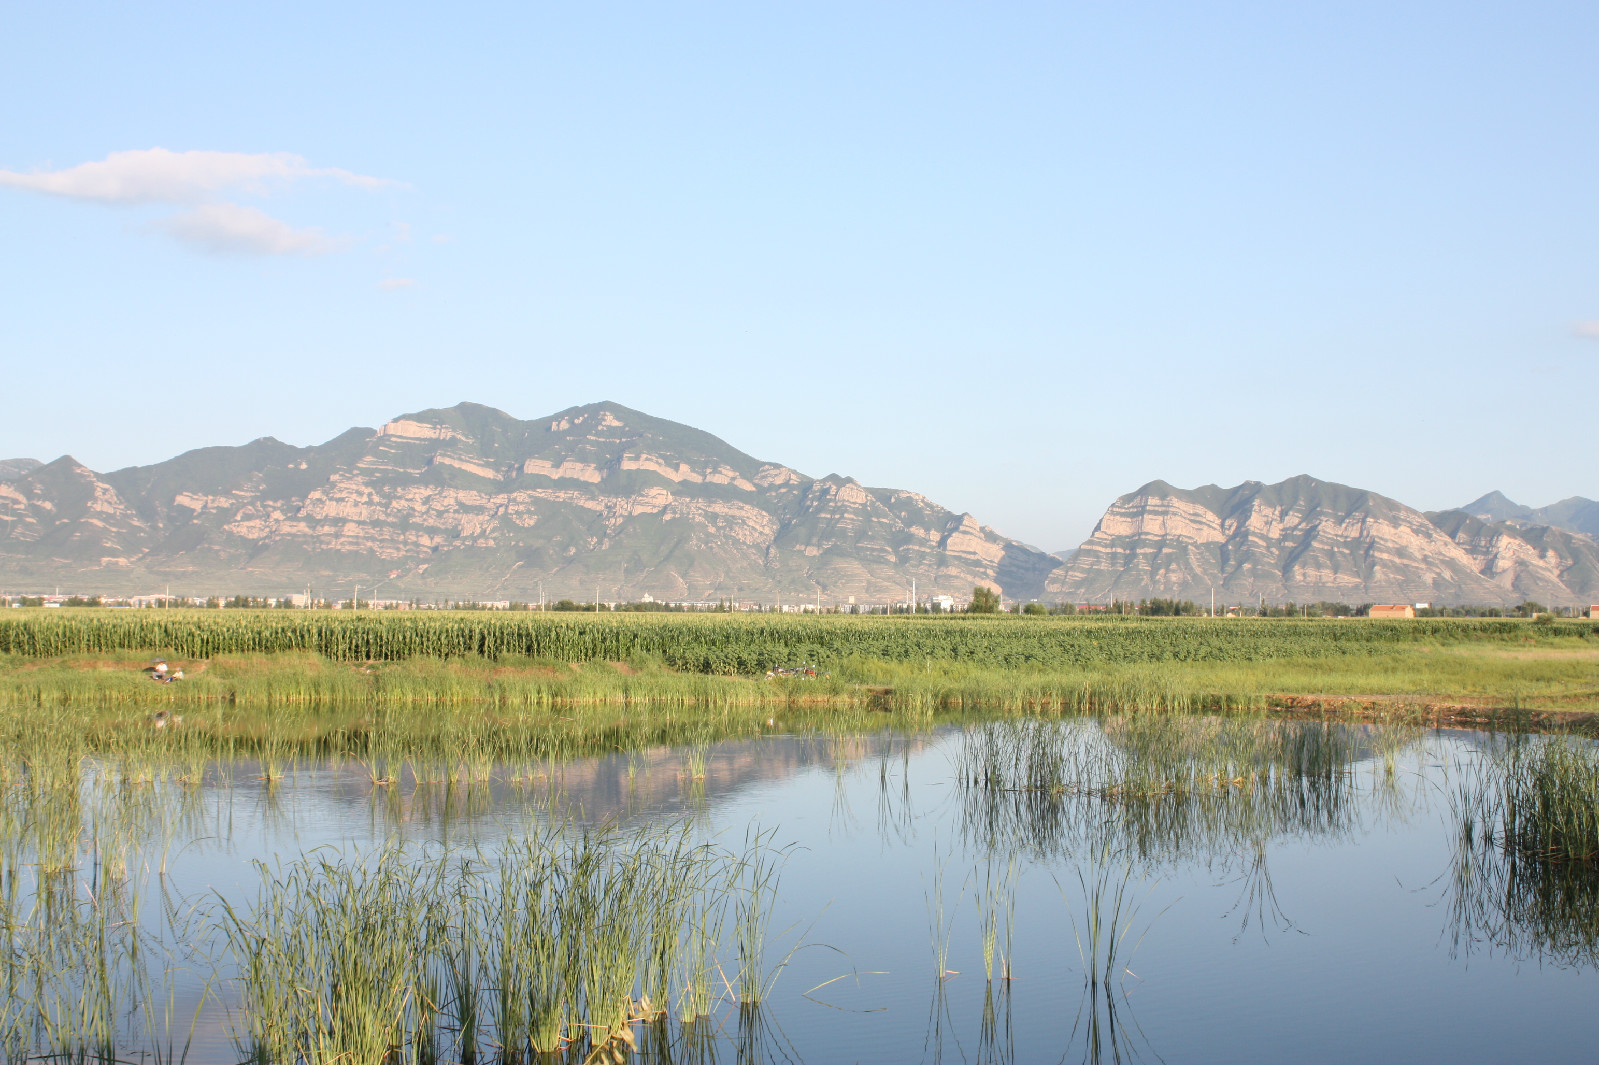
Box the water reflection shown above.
[0,717,1593,1063]
[1439,736,1599,970]
[951,716,1404,866]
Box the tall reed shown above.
[211,823,789,1065]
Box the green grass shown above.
[0,613,1593,770]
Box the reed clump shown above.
[217,824,792,1064]
[0,747,801,1064]
[1444,736,1599,968]
[952,714,1392,863]
[1497,737,1599,865]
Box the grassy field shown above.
[0,611,1594,763]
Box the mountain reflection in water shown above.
[0,716,1593,1064]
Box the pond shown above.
[2,715,1595,1063]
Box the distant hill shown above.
[1456,491,1599,538]
[0,459,41,482]
[0,402,1059,602]
[1049,475,1599,607]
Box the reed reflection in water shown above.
[0,716,1594,1063]
[1441,734,1599,969]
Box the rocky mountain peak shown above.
[1453,491,1598,538]
[1052,475,1598,606]
[1461,490,1526,523]
[0,402,1058,602]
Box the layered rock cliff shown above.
[0,402,1057,602]
[1425,509,1599,602]
[5,413,1591,607]
[1048,476,1599,606]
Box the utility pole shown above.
[1211,587,1215,618]
[911,579,917,614]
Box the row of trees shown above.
[963,590,1589,618]
[4,591,1587,619]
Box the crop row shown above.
[0,611,1589,674]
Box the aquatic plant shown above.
[210,822,790,1064]
[973,855,1019,983]
[952,715,1386,864]
[1443,736,1599,968]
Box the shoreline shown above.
[0,644,1592,757]
[1263,694,1599,734]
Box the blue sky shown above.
[2,2,1594,549]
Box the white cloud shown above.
[152,203,343,256]
[378,277,417,290]
[1574,321,1599,339]
[0,148,392,204]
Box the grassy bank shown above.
[0,612,1594,765]
[0,633,1593,766]
[5,642,1597,711]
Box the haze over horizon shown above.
[3,3,1594,551]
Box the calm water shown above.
[9,717,1598,1064]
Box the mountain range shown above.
[1047,477,1599,606]
[0,402,1593,606]
[0,402,1056,603]
[1452,491,1599,538]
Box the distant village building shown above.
[930,594,957,612]
[1369,605,1416,619]
[1589,605,1599,620]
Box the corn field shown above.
[0,611,1588,673]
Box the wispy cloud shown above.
[1574,321,1599,339]
[0,148,396,257]
[378,277,416,290]
[152,203,343,256]
[0,148,391,204]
